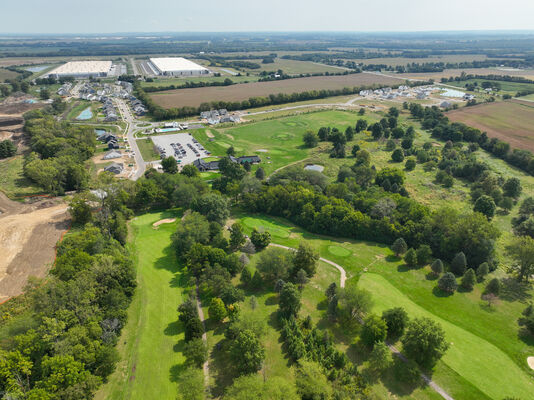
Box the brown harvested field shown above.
[400,68,534,81]
[0,192,69,301]
[150,73,404,109]
[447,100,534,152]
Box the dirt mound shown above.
[0,192,69,301]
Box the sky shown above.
[4,0,534,34]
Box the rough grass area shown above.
[136,137,160,162]
[95,210,185,400]
[150,73,403,109]
[447,100,534,153]
[233,211,534,399]
[0,156,44,199]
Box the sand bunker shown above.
[153,218,176,227]
[256,149,268,152]
[205,130,214,138]
[528,356,534,370]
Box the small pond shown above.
[95,129,106,136]
[440,88,466,98]
[24,65,49,73]
[304,164,324,172]
[76,107,93,120]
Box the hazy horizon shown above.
[7,0,534,34]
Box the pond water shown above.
[95,129,106,136]
[441,88,466,98]
[24,65,49,72]
[76,107,93,120]
[304,164,324,172]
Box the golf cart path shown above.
[268,242,453,400]
[195,283,210,388]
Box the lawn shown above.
[232,211,534,399]
[0,156,44,199]
[197,109,376,175]
[136,137,160,162]
[95,210,185,400]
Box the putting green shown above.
[282,121,307,127]
[359,273,534,400]
[241,217,290,238]
[327,245,351,257]
[271,133,294,140]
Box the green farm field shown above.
[446,78,534,95]
[140,74,258,88]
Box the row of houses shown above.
[193,155,261,171]
[200,109,241,125]
[128,95,147,116]
[98,132,120,149]
[102,99,119,122]
[57,82,72,97]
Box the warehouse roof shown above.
[150,57,209,73]
[48,61,112,75]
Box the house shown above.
[99,133,117,143]
[104,162,123,174]
[440,101,452,108]
[193,158,220,171]
[103,150,122,160]
[105,113,118,122]
[108,140,120,149]
[237,155,261,164]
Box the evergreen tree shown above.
[391,238,408,257]
[451,252,467,275]
[404,248,418,268]
[431,259,444,276]
[461,268,476,291]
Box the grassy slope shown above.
[235,213,534,399]
[95,210,184,400]
[0,156,44,199]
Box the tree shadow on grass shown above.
[432,286,454,298]
[317,299,327,311]
[518,327,534,347]
[397,263,411,273]
[500,277,532,302]
[385,254,400,263]
[153,244,180,274]
[169,363,187,383]
[164,319,183,337]
[381,357,426,397]
[425,272,439,281]
[210,338,239,398]
[265,294,278,306]
[346,339,370,367]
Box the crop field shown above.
[447,100,534,152]
[150,73,404,109]
[353,54,489,66]
[140,74,258,88]
[400,68,534,81]
[0,67,21,82]
[240,58,348,74]
[445,78,534,95]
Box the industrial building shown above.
[149,57,210,76]
[46,61,113,79]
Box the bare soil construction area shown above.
[447,100,534,153]
[0,192,69,302]
[150,73,403,109]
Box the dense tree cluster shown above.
[21,112,96,194]
[0,139,16,158]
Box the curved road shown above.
[268,242,453,400]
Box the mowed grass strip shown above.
[95,211,184,400]
[149,73,403,109]
[360,273,534,400]
[447,100,534,153]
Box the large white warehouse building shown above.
[149,57,210,76]
[46,61,113,79]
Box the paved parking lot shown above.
[151,133,211,166]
